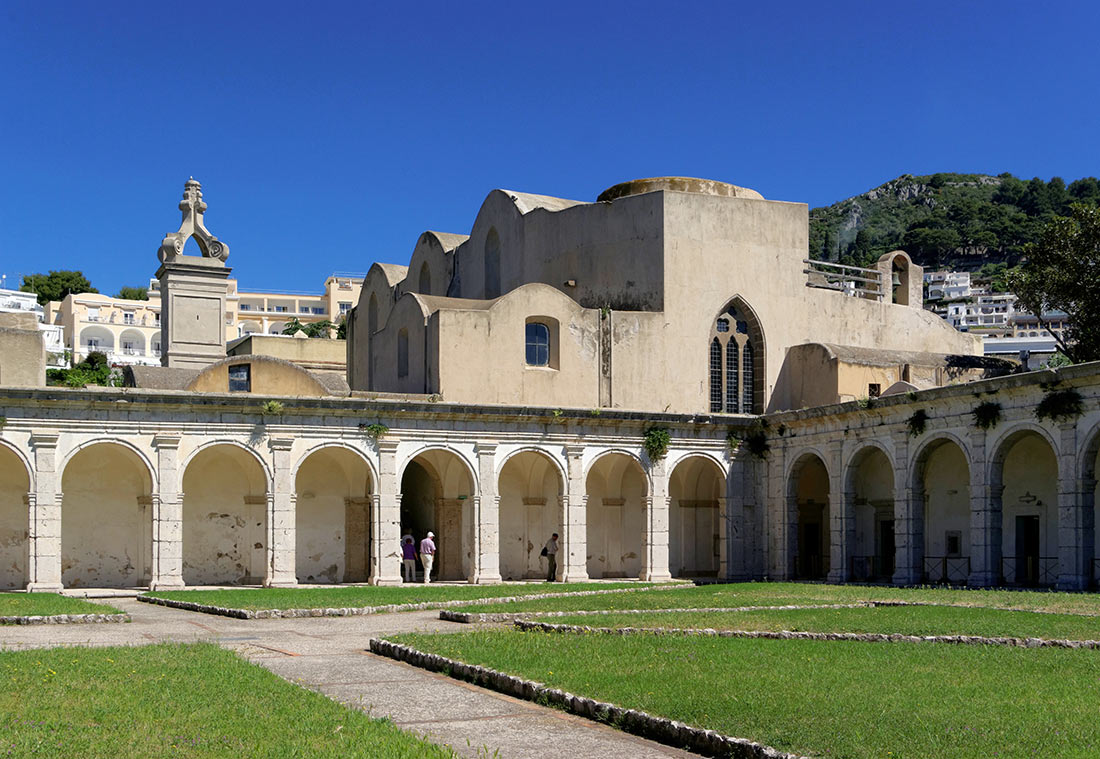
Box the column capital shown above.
[377,438,400,455]
[29,433,59,449]
[268,437,294,452]
[564,443,586,459]
[475,441,498,456]
[152,433,182,450]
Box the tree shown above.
[115,286,148,300]
[20,270,97,305]
[1008,204,1100,362]
[281,318,335,338]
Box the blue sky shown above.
[1,1,1097,297]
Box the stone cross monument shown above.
[155,179,233,369]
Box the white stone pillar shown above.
[1057,422,1092,590]
[27,433,62,592]
[827,440,850,584]
[150,434,185,590]
[560,445,588,582]
[467,443,502,584]
[968,432,998,587]
[369,440,402,585]
[892,433,920,586]
[722,456,746,580]
[641,458,672,581]
[265,438,297,587]
[771,444,795,580]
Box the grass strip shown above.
[142,581,662,612]
[394,629,1100,759]
[451,581,1100,616]
[0,593,122,619]
[0,642,453,758]
[543,604,1100,641]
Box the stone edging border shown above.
[512,620,1100,649]
[368,637,812,759]
[136,583,687,620]
[0,613,129,625]
[441,601,879,624]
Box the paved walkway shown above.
[0,599,696,759]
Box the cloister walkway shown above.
[0,598,695,759]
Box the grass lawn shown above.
[545,604,1100,640]
[394,629,1100,759]
[0,643,453,758]
[143,581,658,611]
[0,593,121,619]
[452,581,1100,616]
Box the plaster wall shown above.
[0,446,29,589]
[668,457,722,577]
[999,434,1059,567]
[585,454,646,578]
[60,444,150,588]
[498,452,562,580]
[850,448,894,559]
[295,449,371,584]
[922,441,971,581]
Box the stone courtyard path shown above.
[0,598,697,759]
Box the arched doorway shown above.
[60,442,153,588]
[498,450,563,580]
[992,430,1058,586]
[585,453,646,578]
[669,456,724,578]
[400,450,475,581]
[789,452,829,580]
[0,444,31,589]
[846,446,895,582]
[295,447,373,584]
[182,444,268,585]
[914,438,971,584]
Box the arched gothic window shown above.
[709,301,761,413]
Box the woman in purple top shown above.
[401,537,417,583]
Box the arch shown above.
[787,450,830,580]
[498,448,565,580]
[59,438,158,492]
[669,454,726,578]
[585,451,648,579]
[0,439,35,492]
[119,328,146,356]
[294,444,375,584]
[584,448,653,492]
[988,424,1059,586]
[484,226,501,299]
[180,439,273,491]
[497,446,568,484]
[400,447,478,581]
[268,323,285,335]
[911,435,971,584]
[181,441,270,585]
[418,261,432,295]
[666,450,727,477]
[292,441,377,488]
[784,447,831,485]
[239,320,262,336]
[60,441,155,588]
[79,325,114,353]
[843,444,896,582]
[708,295,766,414]
[0,441,32,589]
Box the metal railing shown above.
[923,556,970,584]
[1001,556,1058,587]
[803,259,884,300]
[850,555,894,582]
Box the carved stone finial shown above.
[157,178,230,265]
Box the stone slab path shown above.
[0,598,697,759]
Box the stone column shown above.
[968,431,998,587]
[722,456,745,581]
[264,438,297,587]
[150,434,185,590]
[1057,422,1092,590]
[369,440,403,585]
[560,445,589,582]
[641,458,672,581]
[344,497,371,583]
[27,433,62,592]
[771,444,794,580]
[467,443,502,584]
[827,440,849,584]
[892,433,920,586]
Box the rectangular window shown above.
[228,364,251,392]
[273,306,288,313]
[313,307,326,315]
[339,302,351,314]
[239,304,252,311]
[525,322,550,366]
[945,531,962,557]
[87,308,100,322]
[123,312,135,325]
[122,341,135,354]
[868,383,881,398]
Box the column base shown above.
[967,571,997,588]
[1056,575,1090,591]
[892,568,921,586]
[467,573,503,585]
[263,578,298,588]
[827,568,848,584]
[149,580,186,591]
[640,571,673,582]
[560,570,589,583]
[26,582,64,593]
[368,576,404,586]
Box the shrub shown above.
[260,400,285,417]
[906,409,929,437]
[972,401,1002,430]
[1035,389,1084,423]
[359,422,388,440]
[642,427,671,461]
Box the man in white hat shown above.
[419,531,437,583]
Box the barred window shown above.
[709,338,722,412]
[725,340,739,413]
[742,341,755,413]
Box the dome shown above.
[597,176,763,203]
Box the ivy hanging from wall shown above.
[643,427,671,462]
[906,409,929,437]
[1035,389,1084,423]
[972,401,1002,430]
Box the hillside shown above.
[808,172,1100,272]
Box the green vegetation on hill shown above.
[809,172,1100,270]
